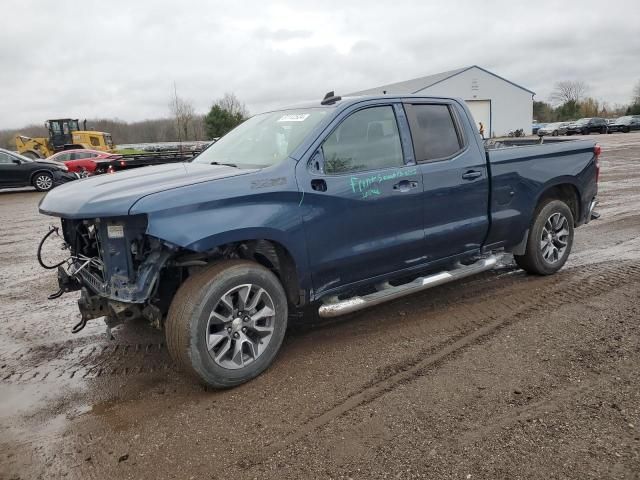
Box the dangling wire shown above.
[37,226,69,269]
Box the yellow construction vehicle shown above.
[15,119,114,159]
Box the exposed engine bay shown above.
[38,215,176,333]
[37,217,294,334]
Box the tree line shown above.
[3,80,640,150]
[0,92,249,150]
[534,80,640,123]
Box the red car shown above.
[47,149,120,176]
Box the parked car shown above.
[537,122,570,136]
[532,123,547,134]
[39,94,600,388]
[0,148,78,191]
[48,149,119,176]
[565,117,608,135]
[607,115,640,133]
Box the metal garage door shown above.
[465,100,491,138]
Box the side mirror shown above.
[12,158,21,165]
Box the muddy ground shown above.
[1,134,639,480]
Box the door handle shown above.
[461,170,482,181]
[311,179,327,192]
[392,180,419,192]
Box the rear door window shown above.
[404,104,464,162]
[322,106,404,175]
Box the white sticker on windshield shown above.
[278,114,310,122]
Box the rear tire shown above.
[33,172,54,192]
[514,199,574,275]
[165,260,288,388]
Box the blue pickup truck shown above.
[39,93,600,387]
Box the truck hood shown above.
[39,162,255,219]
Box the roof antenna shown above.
[321,91,342,105]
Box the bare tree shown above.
[632,80,640,105]
[550,80,588,105]
[217,93,249,119]
[169,83,196,142]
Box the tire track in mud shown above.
[1,263,524,381]
[240,260,640,468]
[453,365,634,448]
[0,261,638,385]
[0,341,170,383]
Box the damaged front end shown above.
[41,215,174,333]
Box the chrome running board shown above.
[318,255,502,318]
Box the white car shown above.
[537,122,570,137]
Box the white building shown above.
[348,65,534,138]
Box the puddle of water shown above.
[0,378,87,444]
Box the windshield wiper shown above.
[210,161,238,168]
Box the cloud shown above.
[1,0,638,129]
[254,28,312,41]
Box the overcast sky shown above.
[1,0,639,129]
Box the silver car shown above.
[537,122,570,136]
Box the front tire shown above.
[514,199,574,275]
[33,172,54,192]
[165,260,288,388]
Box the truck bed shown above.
[483,138,599,250]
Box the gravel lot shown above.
[1,133,639,480]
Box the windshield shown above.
[194,108,329,168]
[574,118,590,125]
[616,116,632,124]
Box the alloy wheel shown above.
[206,284,276,370]
[35,174,53,191]
[540,212,569,264]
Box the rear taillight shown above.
[594,144,601,183]
[120,160,126,167]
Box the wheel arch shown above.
[238,239,302,307]
[534,182,581,226]
[164,232,306,308]
[29,168,55,185]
